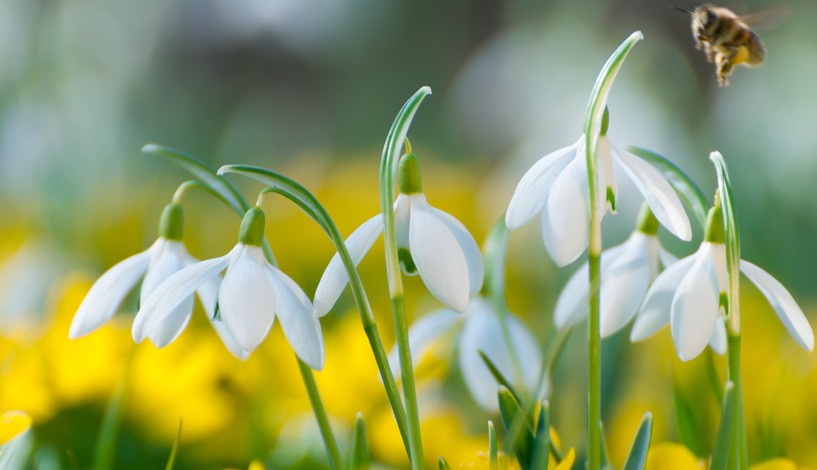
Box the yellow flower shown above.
[750,459,797,470]
[0,411,30,445]
[554,449,576,470]
[645,443,703,470]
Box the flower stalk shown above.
[581,32,643,469]
[217,165,412,457]
[378,87,432,469]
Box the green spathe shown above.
[159,203,184,241]
[398,153,422,194]
[239,208,266,246]
[704,204,725,244]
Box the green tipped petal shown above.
[635,204,659,236]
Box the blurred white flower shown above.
[136,208,325,368]
[315,154,483,315]
[390,298,544,412]
[554,230,674,338]
[505,134,692,266]
[631,240,814,361]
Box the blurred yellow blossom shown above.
[645,443,703,470]
[750,459,798,470]
[0,411,30,444]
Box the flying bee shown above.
[676,4,773,86]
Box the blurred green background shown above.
[2,0,817,468]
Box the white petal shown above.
[553,241,628,330]
[429,206,484,293]
[671,248,721,361]
[612,145,692,241]
[741,260,814,351]
[69,243,154,339]
[132,240,190,344]
[313,214,383,317]
[135,251,232,343]
[219,245,277,352]
[388,308,460,379]
[210,318,251,360]
[631,255,697,342]
[395,194,415,275]
[267,266,325,370]
[541,153,589,266]
[600,234,653,338]
[409,197,471,313]
[553,263,589,330]
[140,240,188,300]
[597,136,619,213]
[709,316,727,355]
[458,299,540,411]
[659,248,678,269]
[505,139,577,229]
[146,297,195,348]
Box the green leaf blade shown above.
[622,412,653,470]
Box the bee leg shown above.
[716,54,734,86]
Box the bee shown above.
[676,4,768,86]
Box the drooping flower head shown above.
[554,205,678,338]
[505,110,692,266]
[135,207,325,368]
[389,297,544,412]
[632,203,814,361]
[69,203,222,345]
[315,152,483,315]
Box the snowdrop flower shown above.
[136,207,325,369]
[631,204,814,361]
[390,297,544,412]
[315,153,483,315]
[505,114,692,266]
[554,206,676,338]
[69,204,222,343]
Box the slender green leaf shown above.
[142,144,249,215]
[710,382,736,470]
[93,379,126,470]
[626,146,709,227]
[600,420,612,469]
[673,378,707,457]
[488,421,498,470]
[438,457,451,470]
[479,350,523,404]
[710,152,741,328]
[530,402,550,470]
[622,412,653,470]
[165,419,182,470]
[349,413,370,470]
[144,143,276,265]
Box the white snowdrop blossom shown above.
[554,207,677,338]
[135,208,325,368]
[631,206,814,361]
[389,298,545,412]
[506,132,692,266]
[69,204,239,356]
[314,153,483,315]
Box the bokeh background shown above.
[2,0,817,468]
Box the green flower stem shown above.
[581,32,643,470]
[298,357,343,470]
[378,87,433,470]
[711,152,748,469]
[219,166,412,457]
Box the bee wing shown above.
[738,3,791,30]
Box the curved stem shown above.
[378,87,432,470]
[298,357,343,470]
[220,167,412,457]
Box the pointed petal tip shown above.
[141,143,160,154]
[216,165,231,176]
